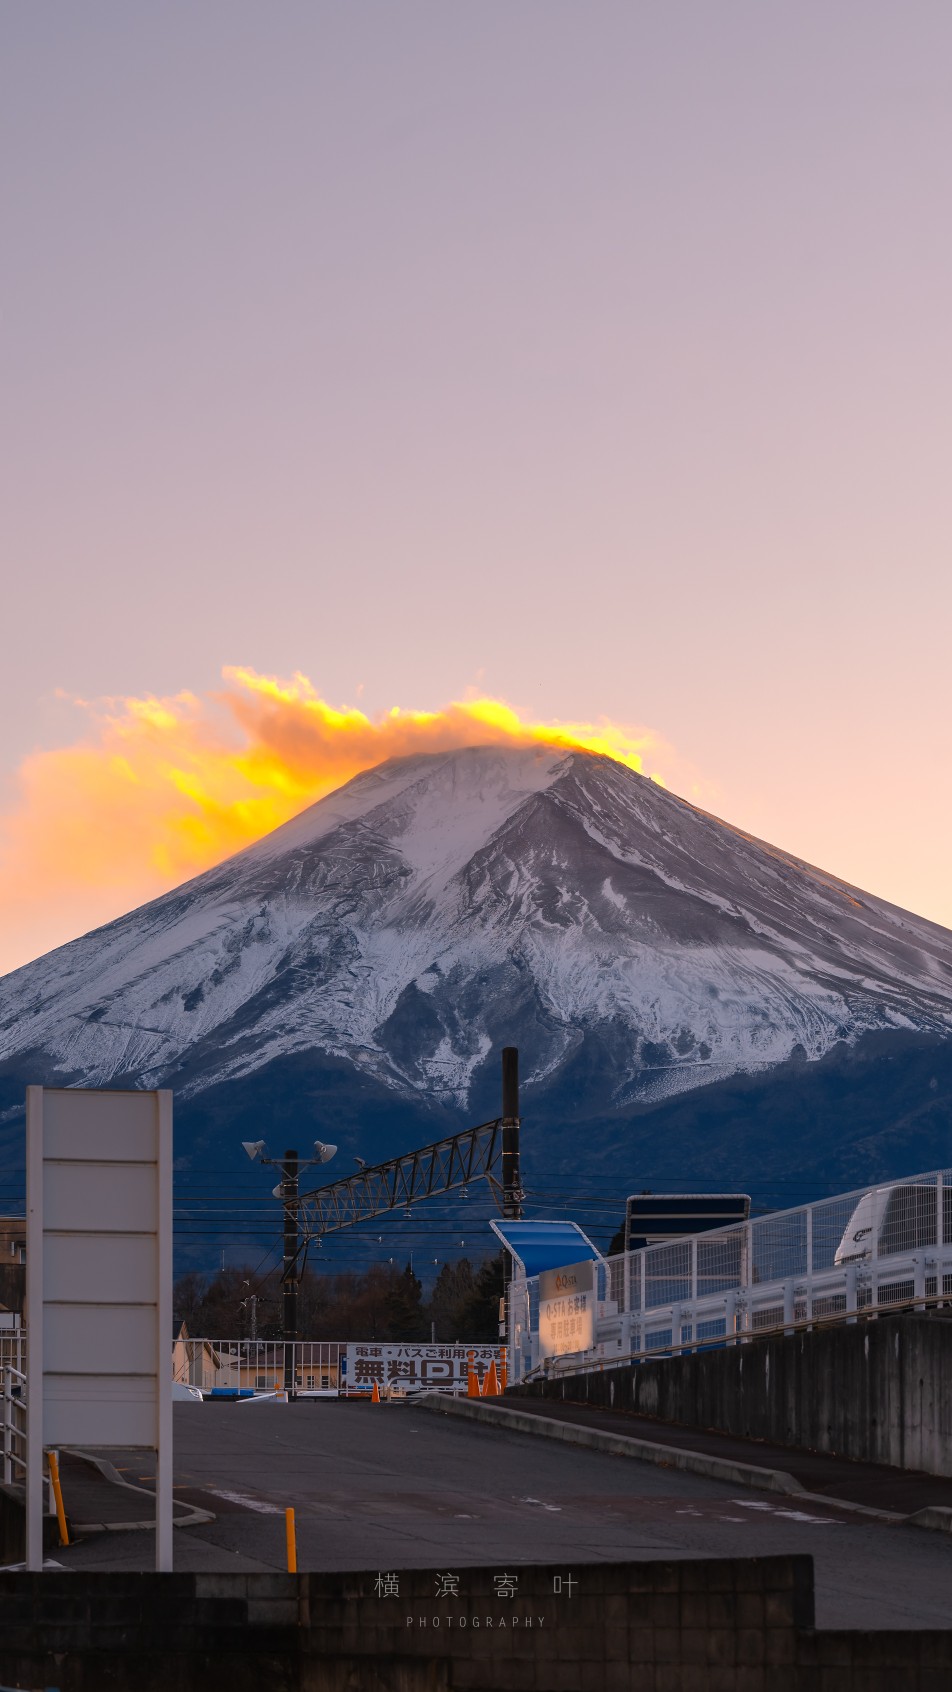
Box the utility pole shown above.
[281,1149,299,1399]
[501,1046,522,1221]
[241,1136,337,1402]
[240,1284,259,1343]
[500,1046,522,1351]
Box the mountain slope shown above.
[2,744,951,1190]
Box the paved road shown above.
[55,1401,952,1632]
[504,1393,952,1513]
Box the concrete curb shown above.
[413,1393,805,1496]
[64,1449,215,1532]
[905,1506,952,1535]
[413,1395,905,1525]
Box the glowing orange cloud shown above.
[0,669,667,975]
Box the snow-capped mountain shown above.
[2,744,952,1189]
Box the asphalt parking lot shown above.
[52,1400,952,1632]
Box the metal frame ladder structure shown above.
[297,1047,522,1245]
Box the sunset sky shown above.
[3,4,951,977]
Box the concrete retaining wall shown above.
[0,1481,25,1565]
[517,1313,952,1474]
[0,1555,950,1691]
[0,1480,57,1564]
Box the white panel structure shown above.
[538,1260,595,1360]
[26,1087,173,1570]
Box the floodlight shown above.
[314,1140,337,1163]
[242,1140,267,1162]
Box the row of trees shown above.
[173,1253,506,1343]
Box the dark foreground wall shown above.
[517,1313,952,1475]
[0,1558,950,1692]
[0,1482,58,1565]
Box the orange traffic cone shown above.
[371,1379,381,1403]
[482,1360,499,1397]
[467,1369,480,1398]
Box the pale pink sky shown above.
[2,3,951,973]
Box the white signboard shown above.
[345,1343,501,1391]
[26,1087,173,1570]
[538,1259,595,1359]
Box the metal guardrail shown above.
[1,1358,63,1525]
[0,1335,25,1378]
[509,1165,952,1383]
[173,1338,505,1396]
[1,1362,26,1486]
[174,1338,347,1394]
[534,1289,952,1383]
[6,1336,499,1401]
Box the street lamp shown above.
[242,1137,338,1396]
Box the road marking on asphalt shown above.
[205,1487,284,1515]
[519,1497,562,1512]
[732,1499,838,1525]
[774,1509,838,1524]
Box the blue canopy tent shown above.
[489,1218,602,1276]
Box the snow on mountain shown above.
[2,743,952,1122]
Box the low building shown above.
[0,1216,26,1322]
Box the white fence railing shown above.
[173,1338,504,1395]
[174,1337,346,1394]
[1,1361,26,1487]
[4,1335,500,1404]
[0,1334,25,1379]
[508,1166,952,1383]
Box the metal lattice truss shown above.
[297,1118,503,1241]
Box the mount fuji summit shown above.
[2,743,952,1194]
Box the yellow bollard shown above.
[285,1507,297,1573]
[47,1451,70,1548]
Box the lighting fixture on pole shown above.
[241,1136,338,1396]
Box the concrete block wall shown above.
[301,1555,815,1691]
[0,1479,59,1564]
[516,1313,952,1475]
[0,1557,950,1690]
